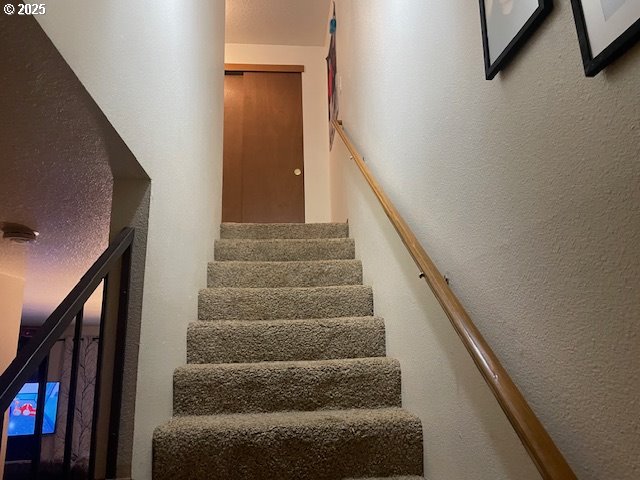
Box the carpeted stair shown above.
[347,478,426,480]
[347,477,426,480]
[153,223,424,480]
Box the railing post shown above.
[106,242,133,479]
[31,357,49,479]
[88,276,110,480]
[62,308,84,478]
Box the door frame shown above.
[222,65,306,223]
[224,64,305,74]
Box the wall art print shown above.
[327,3,338,149]
[571,0,640,75]
[479,0,553,79]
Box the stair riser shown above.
[198,286,373,321]
[214,239,355,262]
[153,413,423,480]
[208,260,363,288]
[174,359,401,416]
[187,318,386,364]
[221,223,349,239]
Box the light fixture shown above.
[0,222,39,244]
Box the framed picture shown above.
[327,3,338,149]
[571,0,640,76]
[479,0,553,79]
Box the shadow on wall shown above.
[0,13,150,480]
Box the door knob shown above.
[294,168,302,176]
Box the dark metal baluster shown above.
[88,276,110,480]
[31,357,49,479]
[63,308,84,479]
[106,244,133,479]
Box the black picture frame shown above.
[571,0,640,76]
[479,0,554,80]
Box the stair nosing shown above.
[188,315,384,327]
[175,356,398,372]
[215,238,354,243]
[200,285,372,293]
[157,407,420,429]
[208,259,362,265]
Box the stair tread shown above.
[156,407,420,432]
[187,316,386,364]
[189,315,383,327]
[217,237,353,243]
[224,222,347,225]
[223,222,347,225]
[154,408,423,480]
[201,284,371,293]
[174,357,401,415]
[177,356,398,371]
[209,259,361,266]
[214,238,355,261]
[208,259,363,288]
[221,222,349,239]
[346,477,425,480]
[199,285,374,321]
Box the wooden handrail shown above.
[332,119,576,480]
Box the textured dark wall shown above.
[0,13,149,478]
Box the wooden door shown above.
[222,71,305,223]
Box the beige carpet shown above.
[153,223,424,480]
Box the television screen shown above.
[7,382,60,436]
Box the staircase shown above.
[153,223,424,480]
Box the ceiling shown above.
[225,0,332,46]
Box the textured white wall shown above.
[34,2,226,479]
[331,140,542,480]
[331,1,640,479]
[225,43,331,222]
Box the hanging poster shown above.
[479,0,553,79]
[327,4,338,149]
[571,0,640,76]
